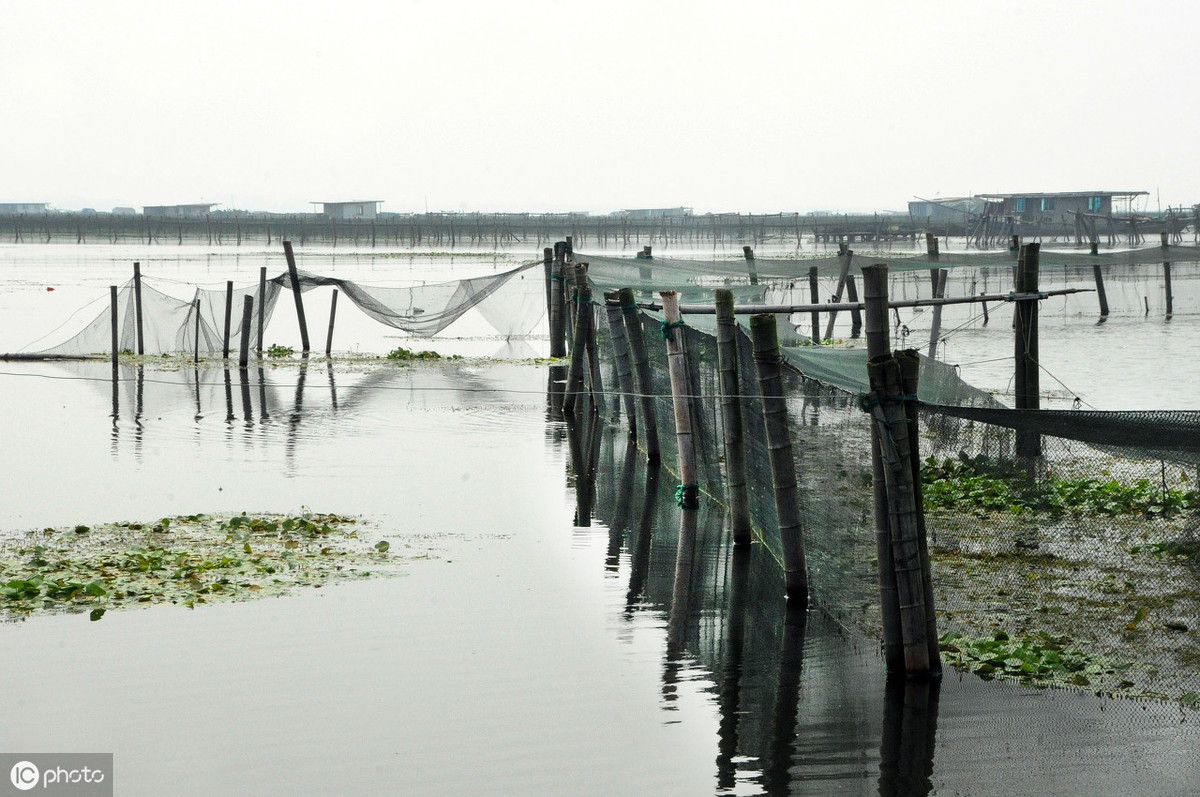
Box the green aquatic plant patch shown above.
[0,512,406,621]
[939,630,1134,691]
[386,346,451,361]
[922,454,1200,517]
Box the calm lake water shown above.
[1,243,1198,795]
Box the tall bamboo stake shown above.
[222,280,234,359]
[549,242,567,358]
[562,264,591,414]
[257,266,267,355]
[807,266,820,344]
[132,261,144,355]
[927,269,947,358]
[604,291,638,438]
[325,288,339,356]
[238,295,254,369]
[743,245,758,285]
[193,298,201,364]
[824,247,854,340]
[749,313,808,599]
[283,240,310,354]
[661,291,698,509]
[862,264,904,673]
[1092,265,1109,318]
[1014,243,1041,457]
[619,287,660,464]
[715,289,751,544]
[109,285,119,371]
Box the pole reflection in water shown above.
[605,442,638,574]
[327,360,339,412]
[239,366,253,432]
[285,361,308,468]
[258,366,271,423]
[224,367,235,426]
[762,599,807,796]
[134,364,145,456]
[715,545,751,792]
[879,677,940,797]
[663,508,698,710]
[624,463,659,613]
[110,363,119,453]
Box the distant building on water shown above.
[976,191,1148,220]
[317,201,382,220]
[0,202,51,214]
[143,203,218,219]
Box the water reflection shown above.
[576,419,941,795]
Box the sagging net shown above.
[575,251,1200,706]
[26,262,543,357]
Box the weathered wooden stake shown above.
[743,245,759,285]
[619,287,660,464]
[807,266,820,344]
[749,313,808,600]
[1164,262,1174,316]
[132,261,144,355]
[824,247,853,340]
[1014,243,1041,457]
[222,280,234,359]
[193,298,201,364]
[549,242,567,358]
[110,285,119,370]
[861,264,905,673]
[282,240,310,354]
[845,272,863,337]
[257,266,267,355]
[715,289,751,544]
[925,232,939,258]
[238,295,254,369]
[1092,265,1109,318]
[927,269,947,358]
[603,291,638,438]
[543,247,554,331]
[661,291,699,509]
[326,288,339,356]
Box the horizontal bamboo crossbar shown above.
[640,287,1089,315]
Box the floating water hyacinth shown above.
[0,512,409,620]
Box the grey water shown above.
[1,244,1198,795]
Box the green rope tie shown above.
[661,318,687,340]
[549,273,567,282]
[675,483,699,507]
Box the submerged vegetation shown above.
[940,630,1134,691]
[0,512,408,621]
[386,345,450,361]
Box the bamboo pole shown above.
[1014,243,1041,457]
[282,240,310,354]
[715,289,751,544]
[661,291,699,509]
[824,247,853,340]
[604,291,638,438]
[109,285,119,371]
[562,264,591,414]
[325,288,339,356]
[807,266,820,344]
[257,266,267,355]
[896,349,941,673]
[845,272,862,337]
[743,245,758,285]
[133,262,144,355]
[749,313,808,599]
[927,269,947,358]
[543,247,554,332]
[549,242,567,358]
[861,264,905,673]
[1164,262,1174,316]
[222,280,234,359]
[193,298,201,364]
[238,295,254,369]
[619,287,660,464]
[1093,265,1109,318]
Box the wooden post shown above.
[549,242,567,358]
[1092,265,1109,318]
[1014,243,1041,457]
[238,295,254,369]
[1161,231,1169,248]
[603,292,638,438]
[845,272,862,337]
[326,288,339,356]
[109,285,120,370]
[896,349,941,672]
[661,291,699,509]
[619,287,660,464]
[257,266,267,355]
[132,261,144,355]
[193,298,201,364]
[861,264,905,673]
[927,269,947,358]
[222,280,234,359]
[1164,262,1174,317]
[824,247,854,340]
[543,247,554,334]
[283,240,310,354]
[749,313,808,600]
[925,232,939,258]
[715,289,751,544]
[807,265,820,344]
[743,245,759,285]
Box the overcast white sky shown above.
[3,0,1196,215]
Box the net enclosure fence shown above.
[570,247,1200,707]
